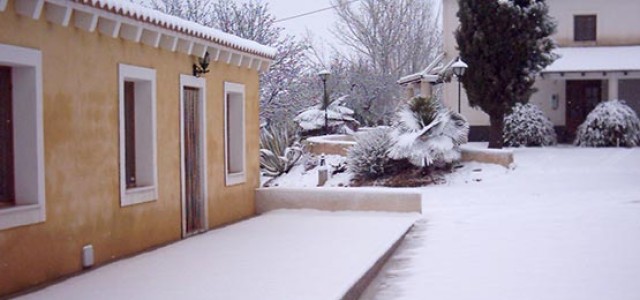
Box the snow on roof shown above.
[76,0,277,59]
[542,45,640,74]
[398,54,445,85]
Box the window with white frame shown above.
[0,43,46,231]
[118,64,157,206]
[224,82,246,186]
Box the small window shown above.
[224,82,246,186]
[574,15,596,42]
[118,64,157,206]
[0,44,45,231]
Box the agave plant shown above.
[389,96,469,168]
[259,124,304,177]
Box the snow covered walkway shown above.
[363,146,640,300]
[18,210,417,300]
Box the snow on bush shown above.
[260,124,303,176]
[575,99,640,147]
[503,103,557,147]
[293,95,360,136]
[389,96,469,168]
[347,127,395,180]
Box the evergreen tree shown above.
[455,0,556,148]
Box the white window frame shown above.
[118,64,158,206]
[224,82,246,186]
[0,43,46,231]
[179,74,208,235]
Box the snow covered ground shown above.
[263,154,353,187]
[362,146,640,300]
[17,210,418,300]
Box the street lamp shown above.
[318,69,331,135]
[451,57,468,114]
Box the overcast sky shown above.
[265,0,441,59]
[266,0,344,56]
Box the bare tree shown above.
[151,0,213,25]
[207,0,309,125]
[332,0,441,78]
[315,0,442,127]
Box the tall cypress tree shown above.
[456,0,556,148]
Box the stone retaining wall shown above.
[256,187,422,214]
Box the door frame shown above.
[179,74,208,238]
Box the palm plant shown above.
[389,96,469,167]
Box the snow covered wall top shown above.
[74,0,277,59]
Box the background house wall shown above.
[0,1,261,295]
[441,0,640,140]
[442,0,490,132]
[548,0,640,47]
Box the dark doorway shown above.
[182,86,205,236]
[566,80,602,141]
[0,66,14,206]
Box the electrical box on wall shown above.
[82,245,94,268]
[551,94,559,110]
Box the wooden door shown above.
[0,66,14,205]
[566,80,602,140]
[183,87,205,236]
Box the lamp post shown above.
[451,57,468,114]
[318,69,331,135]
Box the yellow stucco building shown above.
[0,0,275,296]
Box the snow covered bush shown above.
[347,127,395,180]
[259,125,303,176]
[389,96,469,168]
[574,99,640,147]
[503,103,557,147]
[293,95,360,136]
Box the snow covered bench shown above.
[460,145,514,167]
[304,134,356,156]
[255,187,422,214]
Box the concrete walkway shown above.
[19,210,418,300]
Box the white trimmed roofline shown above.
[398,53,447,85]
[11,0,275,70]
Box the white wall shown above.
[530,79,565,126]
[547,0,640,47]
[442,0,489,126]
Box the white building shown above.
[439,0,640,142]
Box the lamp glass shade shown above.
[318,69,331,81]
[451,58,468,77]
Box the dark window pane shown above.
[575,15,596,41]
[0,66,14,204]
[124,81,136,188]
